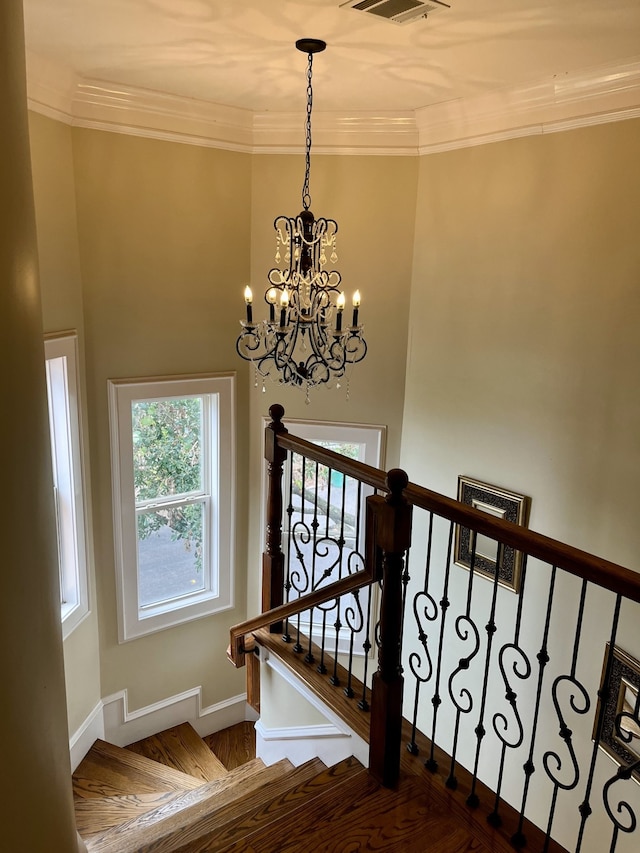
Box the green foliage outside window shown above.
[291,441,361,528]
[132,398,204,569]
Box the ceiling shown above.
[22,0,640,115]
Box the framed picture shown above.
[594,644,640,782]
[454,476,530,594]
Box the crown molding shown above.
[416,58,640,154]
[252,111,418,155]
[72,80,255,152]
[26,52,640,155]
[26,51,77,123]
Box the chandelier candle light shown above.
[235,38,367,401]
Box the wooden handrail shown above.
[277,432,389,492]
[272,430,640,605]
[228,568,375,667]
[403,481,640,602]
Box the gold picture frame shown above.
[454,476,530,594]
[594,644,640,782]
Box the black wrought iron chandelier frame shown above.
[236,39,367,395]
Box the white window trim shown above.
[44,332,90,639]
[109,373,235,642]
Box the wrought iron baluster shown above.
[304,460,321,664]
[401,549,412,647]
[603,757,640,853]
[344,480,364,699]
[330,469,348,686]
[426,520,455,773]
[512,565,558,849]
[316,466,333,676]
[488,554,531,828]
[282,451,295,643]
[291,453,310,654]
[312,464,346,680]
[541,579,590,852]
[467,542,505,808]
[358,582,373,711]
[407,512,437,755]
[344,587,364,698]
[446,530,481,791]
[603,682,640,852]
[359,486,381,712]
[575,595,622,853]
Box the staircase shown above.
[73,722,365,853]
[74,718,517,852]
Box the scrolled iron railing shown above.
[229,404,640,853]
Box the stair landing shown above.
[126,721,228,782]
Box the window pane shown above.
[132,397,203,501]
[316,440,362,460]
[290,440,365,522]
[137,503,205,607]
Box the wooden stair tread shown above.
[254,627,371,744]
[126,722,228,782]
[73,739,204,800]
[172,755,365,853]
[215,767,488,853]
[203,721,256,771]
[75,791,181,835]
[83,757,300,853]
[400,720,568,853]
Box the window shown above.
[263,418,385,655]
[109,373,235,641]
[44,332,89,638]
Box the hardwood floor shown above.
[203,721,256,771]
[127,722,228,782]
[218,771,492,853]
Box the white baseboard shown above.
[69,687,257,766]
[255,718,368,768]
[102,688,254,747]
[69,701,104,772]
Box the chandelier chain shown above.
[302,51,314,211]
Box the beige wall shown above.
[0,1,77,847]
[247,153,418,614]
[29,110,102,737]
[402,119,640,568]
[71,129,251,709]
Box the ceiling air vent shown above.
[340,0,450,26]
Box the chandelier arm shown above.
[345,333,368,364]
[236,326,267,361]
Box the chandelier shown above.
[236,38,367,400]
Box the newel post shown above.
[368,468,413,788]
[263,404,288,633]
